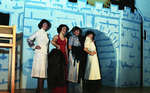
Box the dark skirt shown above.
[47,49,66,89]
[71,46,87,82]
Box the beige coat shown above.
[27,29,49,78]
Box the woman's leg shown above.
[37,78,44,93]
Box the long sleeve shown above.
[69,36,74,46]
[27,31,38,50]
[84,37,90,49]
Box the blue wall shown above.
[136,0,150,18]
[143,17,150,86]
[136,0,150,87]
[0,0,149,89]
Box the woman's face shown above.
[42,23,48,31]
[88,34,93,40]
[61,26,67,35]
[74,30,80,36]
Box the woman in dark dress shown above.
[48,24,69,93]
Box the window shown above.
[68,0,77,3]
[0,12,10,25]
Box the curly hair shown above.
[85,30,95,40]
[57,24,69,33]
[71,26,82,35]
[38,19,51,31]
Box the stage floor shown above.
[0,87,150,93]
[14,87,150,93]
[1,80,150,93]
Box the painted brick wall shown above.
[23,0,143,88]
[118,8,141,87]
[143,17,150,86]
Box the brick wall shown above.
[143,17,150,86]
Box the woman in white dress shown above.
[84,31,101,80]
[68,26,82,83]
[27,19,51,93]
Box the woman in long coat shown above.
[27,19,51,93]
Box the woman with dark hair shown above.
[27,19,51,93]
[52,24,69,64]
[49,24,69,93]
[68,26,83,93]
[38,19,51,30]
[84,31,101,80]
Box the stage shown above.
[1,81,150,93]
[1,87,149,93]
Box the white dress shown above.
[68,35,80,83]
[27,29,49,78]
[68,51,80,83]
[84,37,101,80]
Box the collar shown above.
[73,35,78,38]
[40,29,48,34]
[40,28,45,31]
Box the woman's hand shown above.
[89,51,97,56]
[35,45,41,50]
[84,48,97,56]
[56,45,60,49]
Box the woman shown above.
[67,26,84,93]
[27,19,51,93]
[50,24,69,93]
[68,26,82,83]
[84,31,101,80]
